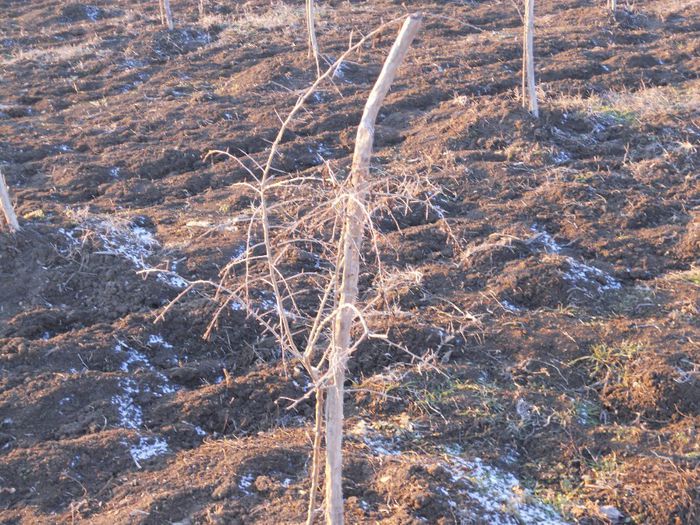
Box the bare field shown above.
[0,0,698,523]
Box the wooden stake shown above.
[162,0,174,30]
[324,13,423,525]
[0,169,20,233]
[522,0,539,117]
[306,0,321,78]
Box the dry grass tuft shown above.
[549,79,700,122]
[200,2,329,40]
[3,39,102,65]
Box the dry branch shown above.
[0,169,20,233]
[324,13,423,524]
[306,388,324,525]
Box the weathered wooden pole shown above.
[522,0,539,117]
[162,0,174,30]
[0,170,20,233]
[306,0,321,78]
[324,13,423,525]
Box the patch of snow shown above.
[112,378,143,429]
[577,402,591,426]
[515,398,533,422]
[118,83,140,94]
[352,425,568,524]
[57,228,80,255]
[433,204,448,219]
[160,259,188,289]
[599,505,624,523]
[552,150,571,164]
[157,379,176,396]
[350,420,401,456]
[92,222,158,267]
[194,426,207,436]
[112,350,171,468]
[148,334,173,349]
[443,448,569,525]
[309,142,333,164]
[239,473,255,495]
[117,342,151,373]
[530,225,620,292]
[231,244,247,261]
[129,436,169,468]
[332,60,351,81]
[503,447,519,465]
[75,219,188,289]
[113,340,175,421]
[121,58,145,69]
[178,29,211,46]
[84,6,102,21]
[592,121,607,134]
[529,226,562,254]
[230,301,244,311]
[564,257,621,292]
[259,297,277,311]
[252,292,298,321]
[501,300,522,313]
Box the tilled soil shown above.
[1,0,698,523]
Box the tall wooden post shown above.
[0,170,20,233]
[323,14,423,524]
[522,0,539,117]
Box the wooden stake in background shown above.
[162,0,174,30]
[306,0,321,78]
[522,0,539,117]
[0,170,20,233]
[324,13,423,525]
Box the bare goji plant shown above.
[157,13,436,524]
